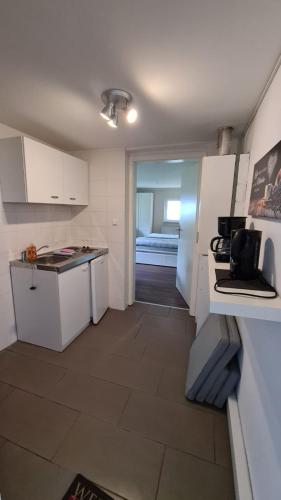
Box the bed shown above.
[136,233,179,267]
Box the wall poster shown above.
[249,140,281,219]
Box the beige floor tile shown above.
[0,389,78,459]
[137,322,189,346]
[0,351,66,396]
[0,442,74,500]
[156,366,190,406]
[49,371,130,424]
[54,413,164,500]
[90,354,162,394]
[73,327,135,352]
[142,339,189,369]
[92,309,142,336]
[112,336,147,361]
[120,392,214,462]
[140,314,186,335]
[0,380,14,402]
[130,302,171,317]
[215,413,233,468]
[157,448,235,500]
[169,308,189,320]
[9,340,105,375]
[156,366,221,416]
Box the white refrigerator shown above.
[91,254,109,323]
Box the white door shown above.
[63,153,88,205]
[176,161,200,306]
[23,137,64,204]
[136,192,153,236]
[189,155,236,315]
[59,263,91,347]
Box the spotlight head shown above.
[100,106,110,121]
[126,107,138,124]
[108,112,118,128]
[100,102,114,121]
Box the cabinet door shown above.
[23,137,64,204]
[59,263,91,347]
[63,153,88,205]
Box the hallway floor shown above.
[135,264,188,308]
[0,304,234,500]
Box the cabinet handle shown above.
[50,195,59,199]
[70,197,76,200]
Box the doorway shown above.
[133,158,200,308]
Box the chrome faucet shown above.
[37,245,49,254]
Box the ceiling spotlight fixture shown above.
[100,89,137,129]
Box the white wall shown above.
[238,64,281,500]
[0,123,72,350]
[71,148,127,310]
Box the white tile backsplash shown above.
[0,192,73,349]
[69,148,127,311]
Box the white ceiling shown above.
[0,1,281,150]
[137,160,195,188]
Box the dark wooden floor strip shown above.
[135,264,188,308]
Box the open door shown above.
[176,160,200,306]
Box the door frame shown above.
[127,146,207,309]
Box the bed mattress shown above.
[136,233,179,250]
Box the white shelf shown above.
[208,250,281,322]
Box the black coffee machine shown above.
[210,216,247,262]
[230,229,262,279]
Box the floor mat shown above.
[62,474,114,500]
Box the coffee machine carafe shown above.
[210,216,247,262]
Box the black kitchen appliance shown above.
[210,216,247,262]
[230,229,262,279]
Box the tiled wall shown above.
[0,120,127,350]
[0,196,72,350]
[70,148,127,311]
[0,123,74,349]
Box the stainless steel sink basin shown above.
[34,255,71,265]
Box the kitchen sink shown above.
[34,255,71,265]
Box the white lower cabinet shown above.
[11,263,91,351]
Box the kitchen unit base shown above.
[11,263,91,352]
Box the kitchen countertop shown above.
[10,246,108,273]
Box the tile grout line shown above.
[50,409,81,463]
[116,389,133,428]
[154,445,167,500]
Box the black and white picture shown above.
[249,140,281,219]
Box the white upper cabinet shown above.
[23,137,64,204]
[63,153,88,205]
[0,136,88,205]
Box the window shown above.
[165,200,181,222]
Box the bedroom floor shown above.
[0,304,234,500]
[135,264,188,308]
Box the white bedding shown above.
[136,233,179,250]
[148,233,179,239]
